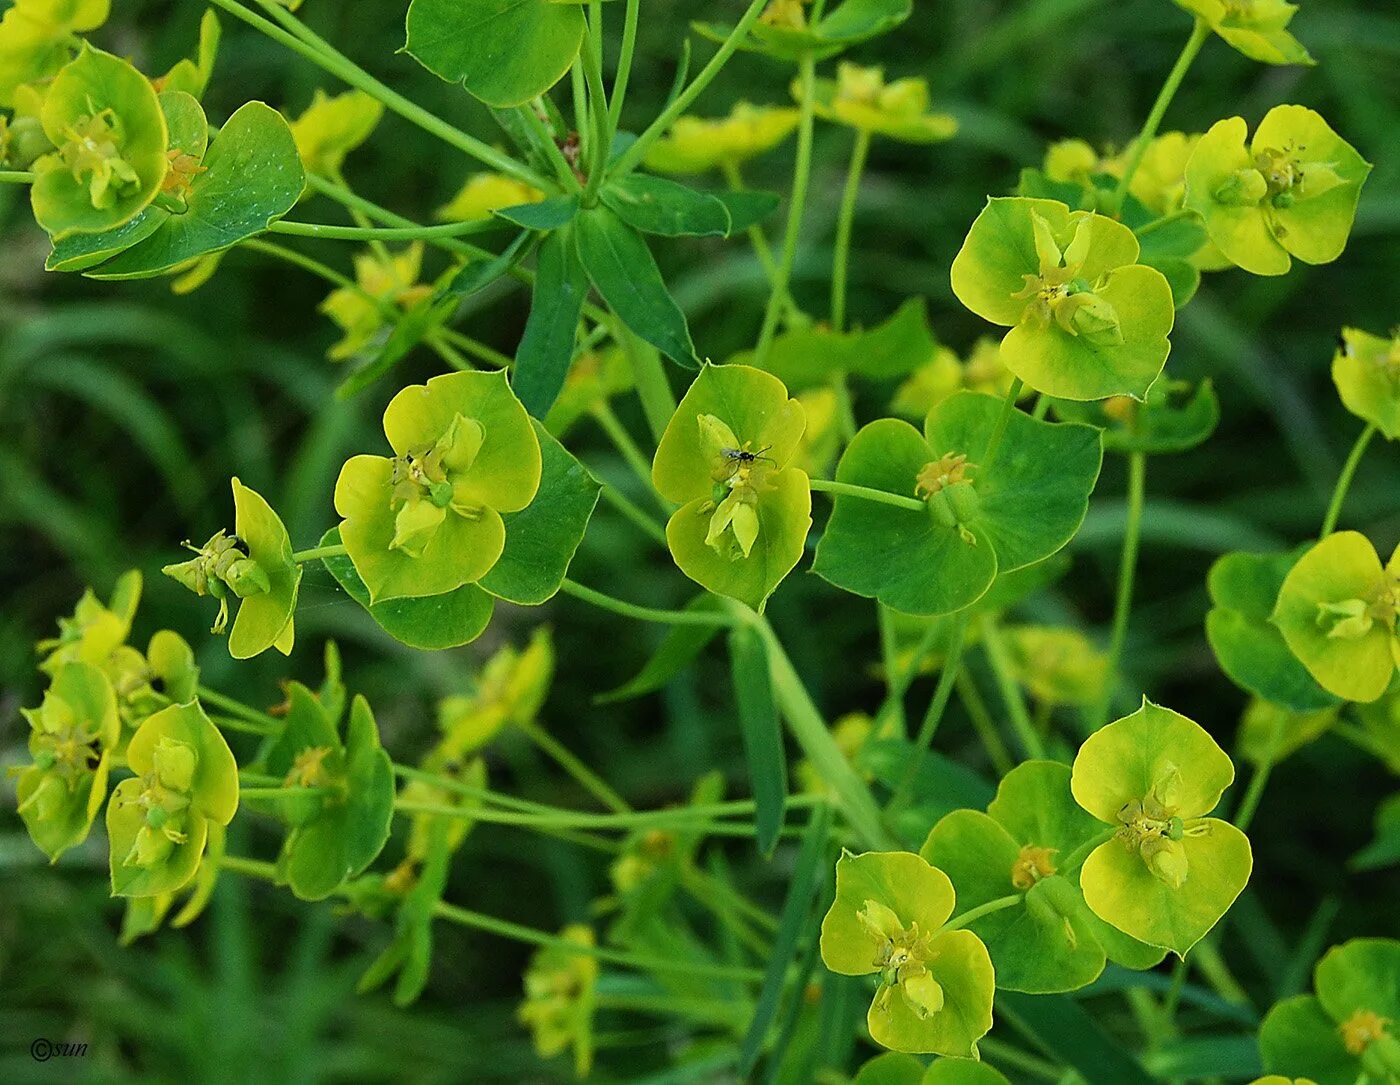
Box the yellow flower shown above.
[318,244,432,361]
[288,89,383,177]
[891,337,1017,419]
[437,172,544,223]
[644,102,799,175]
[806,63,957,144]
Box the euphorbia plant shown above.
[3,0,1395,1078]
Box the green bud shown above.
[1214,168,1269,206]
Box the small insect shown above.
[719,445,776,475]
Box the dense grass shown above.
[2,0,1398,1081]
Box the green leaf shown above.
[494,194,579,230]
[479,420,600,604]
[693,0,912,62]
[514,226,591,417]
[727,298,936,390]
[739,804,830,1075]
[1258,994,1358,1085]
[1351,792,1400,871]
[851,1053,924,1085]
[714,188,782,232]
[444,230,532,298]
[87,101,305,279]
[596,596,726,703]
[602,174,733,238]
[575,205,699,368]
[728,623,787,856]
[1333,328,1400,440]
[320,527,495,650]
[1051,380,1219,455]
[31,46,169,240]
[1205,547,1339,711]
[405,0,584,107]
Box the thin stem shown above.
[753,52,817,365]
[1032,394,1050,421]
[439,328,513,370]
[720,160,781,289]
[592,400,663,501]
[211,713,281,737]
[957,672,1015,776]
[432,901,766,982]
[808,477,926,512]
[0,170,35,183]
[609,0,642,133]
[1319,423,1376,537]
[1233,708,1285,834]
[241,786,330,800]
[592,992,748,1026]
[978,1038,1064,1082]
[560,578,736,626]
[980,616,1046,759]
[581,0,612,206]
[516,718,631,814]
[518,102,580,190]
[940,894,1021,933]
[292,543,346,564]
[1110,17,1212,214]
[197,686,283,733]
[830,129,871,334]
[221,855,279,881]
[612,0,770,177]
[982,378,1025,466]
[1060,828,1115,873]
[209,0,551,190]
[617,322,677,446]
[237,771,283,786]
[596,479,669,545]
[887,616,969,811]
[268,218,498,242]
[1094,450,1147,731]
[392,792,811,831]
[747,609,895,849]
[242,238,354,291]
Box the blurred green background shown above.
[2,0,1398,1080]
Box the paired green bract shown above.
[951,197,1176,401]
[1259,938,1400,1085]
[922,761,1163,994]
[260,685,394,901]
[1172,0,1313,67]
[814,391,1101,614]
[653,363,811,610]
[1184,106,1370,277]
[1272,531,1400,703]
[819,851,995,1055]
[1071,700,1252,956]
[335,370,542,603]
[106,701,239,897]
[1334,328,1400,441]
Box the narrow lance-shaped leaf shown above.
[575,205,700,368]
[602,174,733,238]
[514,226,590,418]
[728,622,788,856]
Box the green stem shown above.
[392,797,790,837]
[581,1,611,206]
[242,238,353,291]
[439,327,513,370]
[560,578,735,626]
[612,0,770,177]
[978,1037,1064,1082]
[291,542,346,564]
[746,610,895,849]
[608,0,641,132]
[241,785,331,800]
[210,0,551,190]
[237,771,282,786]
[808,477,926,512]
[753,52,817,366]
[432,901,765,982]
[940,893,1022,933]
[518,102,580,190]
[0,170,36,183]
[268,218,498,242]
[592,400,663,501]
[982,377,1025,466]
[1319,423,1376,537]
[720,160,782,289]
[197,686,283,732]
[1110,17,1212,214]
[517,718,631,814]
[221,855,279,881]
[887,616,969,811]
[830,128,871,334]
[980,616,1045,759]
[1234,706,1286,834]
[1060,828,1115,873]
[596,478,669,545]
[592,992,748,1026]
[211,713,279,737]
[617,322,677,446]
[1095,449,1146,731]
[956,672,1015,776]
